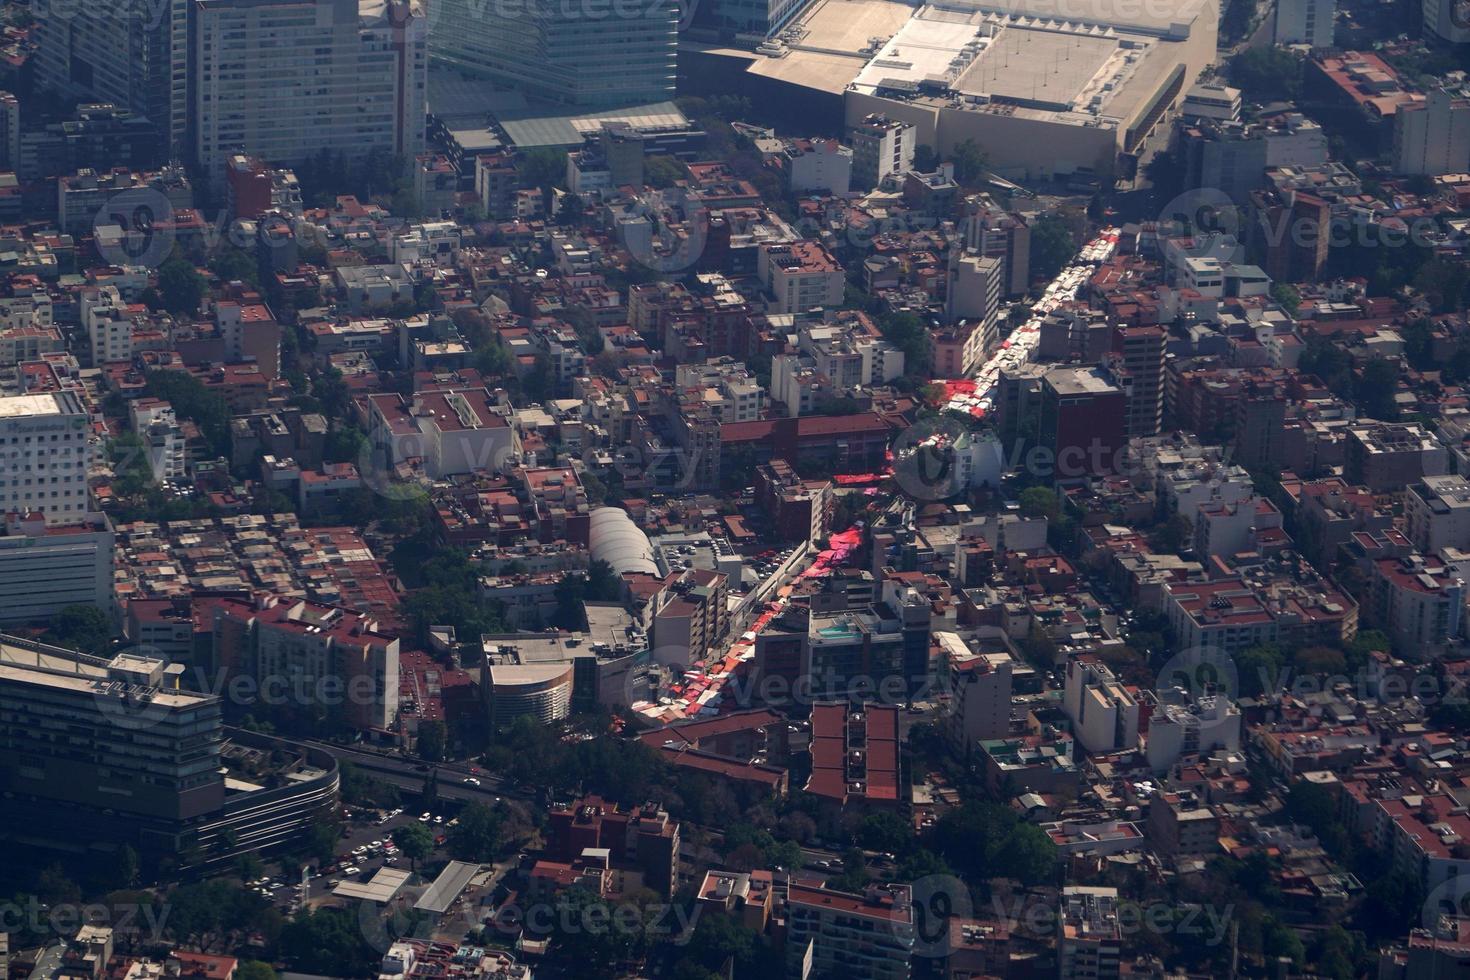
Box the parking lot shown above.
[233,802,465,915]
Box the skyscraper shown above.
[191,0,426,186]
[35,0,188,150]
[430,0,678,107]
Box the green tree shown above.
[417,719,447,762]
[157,256,207,315]
[949,139,988,184]
[236,963,278,980]
[144,369,232,456]
[646,155,687,189]
[1029,214,1076,281]
[1229,46,1302,102]
[1270,282,1301,315]
[1018,487,1060,520]
[44,604,114,655]
[210,246,260,287]
[878,311,933,381]
[447,802,503,862]
[391,822,436,870]
[279,907,376,976]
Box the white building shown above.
[947,252,1001,326]
[0,512,113,625]
[0,391,92,525]
[1395,80,1470,177]
[785,138,853,194]
[939,631,1013,750]
[81,285,134,366]
[1062,659,1139,755]
[1275,0,1335,47]
[785,881,914,980]
[1180,83,1242,123]
[129,399,187,484]
[1406,474,1470,553]
[365,388,518,479]
[1058,887,1122,980]
[1425,0,1470,43]
[758,241,846,315]
[850,114,914,190]
[1146,696,1241,772]
[191,0,426,187]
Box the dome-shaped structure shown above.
[588,507,658,577]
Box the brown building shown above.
[546,795,681,897]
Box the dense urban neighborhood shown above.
[9,0,1470,976]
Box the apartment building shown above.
[786,881,915,979]
[0,512,113,625]
[129,398,188,484]
[758,241,845,315]
[960,195,1030,297]
[1368,555,1465,656]
[1406,475,1470,553]
[58,166,194,236]
[850,114,915,190]
[1346,421,1449,493]
[1275,0,1335,47]
[1395,78,1470,176]
[1062,659,1140,755]
[0,391,93,525]
[191,0,426,187]
[1164,578,1279,655]
[1146,697,1241,772]
[650,567,729,667]
[1058,887,1122,980]
[211,594,401,730]
[937,631,1014,752]
[431,0,677,106]
[365,388,518,479]
[784,138,853,194]
[770,315,903,417]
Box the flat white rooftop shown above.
[0,393,65,419]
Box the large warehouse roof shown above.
[589,507,660,577]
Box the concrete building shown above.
[1146,697,1241,772]
[938,631,1013,751]
[0,512,113,625]
[784,138,853,193]
[758,241,846,315]
[1406,475,1470,553]
[1368,555,1465,656]
[430,0,677,106]
[960,195,1030,296]
[1395,78,1470,177]
[1180,83,1242,122]
[947,252,1001,329]
[1146,790,1220,862]
[1275,0,1335,47]
[1062,659,1139,755]
[844,0,1218,182]
[365,388,518,479]
[35,0,185,149]
[1424,0,1470,43]
[191,0,426,187]
[786,881,915,980]
[1346,421,1449,493]
[651,567,729,667]
[1113,325,1165,439]
[1181,113,1329,204]
[850,114,914,190]
[485,662,573,728]
[210,595,400,731]
[0,391,93,525]
[1058,887,1122,980]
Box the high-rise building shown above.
[191,0,426,187]
[35,0,187,150]
[785,880,915,980]
[1395,80,1470,176]
[1058,887,1122,980]
[1112,325,1165,439]
[430,0,677,107]
[1275,0,1335,47]
[850,114,914,190]
[0,512,113,625]
[961,196,1030,297]
[0,391,93,525]
[1424,0,1470,43]
[946,252,1001,337]
[0,92,18,172]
